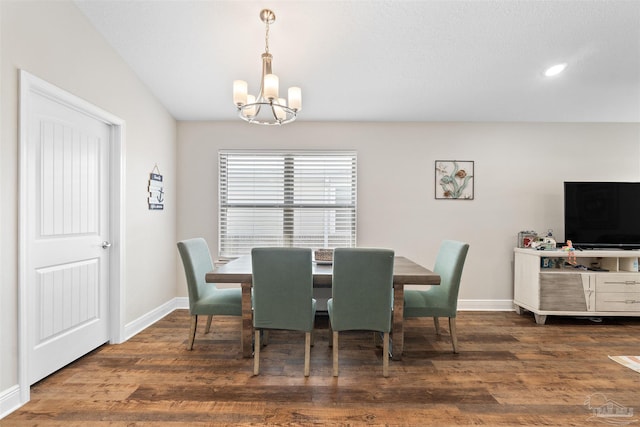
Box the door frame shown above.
[18,70,126,404]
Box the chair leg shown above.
[449,317,458,353]
[263,330,269,346]
[204,315,213,334]
[187,315,198,350]
[304,332,311,377]
[382,332,389,377]
[433,317,441,335]
[328,327,333,347]
[332,331,339,377]
[253,329,261,375]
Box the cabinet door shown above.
[540,273,591,311]
[514,252,542,308]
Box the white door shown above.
[24,85,112,384]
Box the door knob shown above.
[101,241,112,249]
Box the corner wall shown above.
[176,121,640,301]
[1,0,177,408]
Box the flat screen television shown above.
[564,181,640,249]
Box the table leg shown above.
[392,284,404,360]
[241,283,253,358]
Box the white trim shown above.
[109,120,126,344]
[123,298,188,341]
[119,298,512,341]
[174,296,189,310]
[18,70,125,406]
[0,385,22,420]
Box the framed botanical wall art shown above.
[435,160,474,200]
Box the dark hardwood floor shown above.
[5,310,640,426]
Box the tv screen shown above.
[564,182,640,249]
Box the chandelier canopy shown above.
[233,9,301,125]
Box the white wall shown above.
[176,121,640,301]
[1,0,177,403]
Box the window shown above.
[218,150,357,258]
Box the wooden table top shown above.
[205,255,440,287]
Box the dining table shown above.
[205,255,440,360]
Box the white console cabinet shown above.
[513,248,640,324]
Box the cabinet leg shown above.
[534,313,547,325]
[514,304,523,315]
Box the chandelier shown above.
[233,9,302,125]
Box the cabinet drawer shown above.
[595,274,640,293]
[596,292,640,311]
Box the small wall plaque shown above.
[148,165,164,210]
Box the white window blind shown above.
[218,150,357,257]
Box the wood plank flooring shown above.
[5,310,640,426]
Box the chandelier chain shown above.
[264,19,270,54]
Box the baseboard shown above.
[173,296,189,310]
[458,299,515,311]
[0,385,22,420]
[123,297,188,341]
[167,298,514,313]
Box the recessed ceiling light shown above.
[544,63,567,77]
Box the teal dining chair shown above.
[328,248,395,377]
[251,247,316,376]
[403,240,469,353]
[177,238,242,350]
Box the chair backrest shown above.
[177,238,215,312]
[331,248,395,332]
[251,247,314,332]
[432,240,470,312]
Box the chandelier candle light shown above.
[233,9,302,125]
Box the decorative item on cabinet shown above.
[518,230,538,248]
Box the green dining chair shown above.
[251,247,316,376]
[327,248,395,377]
[177,238,242,350]
[403,240,469,353]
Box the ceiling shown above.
[74,0,640,123]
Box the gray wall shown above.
[176,121,640,301]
